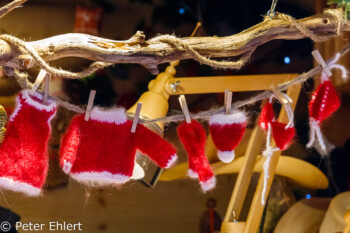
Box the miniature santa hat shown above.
[307,53,347,152]
[177,120,216,192]
[0,90,56,196]
[60,107,177,186]
[209,111,247,163]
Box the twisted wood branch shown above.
[0,3,348,74]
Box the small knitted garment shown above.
[209,111,246,163]
[259,99,295,205]
[177,120,216,192]
[307,80,340,151]
[0,90,57,196]
[60,107,177,185]
[259,102,295,150]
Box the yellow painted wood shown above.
[222,124,265,222]
[243,83,302,233]
[165,74,299,94]
[221,222,245,233]
[344,210,350,233]
[205,133,219,163]
[159,155,328,190]
[127,65,176,132]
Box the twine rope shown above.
[0,9,344,77]
[4,42,350,124]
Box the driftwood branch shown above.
[0,6,348,74]
[0,0,27,19]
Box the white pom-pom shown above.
[217,150,235,163]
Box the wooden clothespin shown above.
[84,90,96,121]
[225,89,232,114]
[179,95,191,123]
[42,73,50,105]
[131,102,142,133]
[30,69,50,95]
[312,50,332,77]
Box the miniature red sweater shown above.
[60,107,177,185]
[0,90,56,196]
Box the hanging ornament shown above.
[60,107,177,185]
[209,111,247,163]
[74,6,103,36]
[307,53,347,152]
[0,90,57,196]
[177,120,216,192]
[259,93,295,204]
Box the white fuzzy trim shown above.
[21,89,56,112]
[187,169,198,178]
[164,154,177,169]
[0,177,41,196]
[70,171,130,185]
[209,111,246,125]
[10,94,22,121]
[11,90,57,123]
[62,161,73,174]
[89,107,127,124]
[200,176,216,192]
[217,150,235,163]
[131,162,145,180]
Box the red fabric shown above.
[309,80,340,124]
[74,6,103,36]
[259,102,295,151]
[209,120,246,153]
[177,120,215,191]
[259,103,275,130]
[209,112,246,163]
[60,109,177,185]
[271,122,295,150]
[209,208,214,233]
[0,90,56,195]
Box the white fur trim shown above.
[209,111,246,125]
[200,176,216,192]
[70,171,130,185]
[131,162,145,180]
[217,150,235,163]
[0,177,41,196]
[62,161,73,174]
[21,89,56,112]
[10,94,22,121]
[187,169,198,178]
[164,154,177,169]
[89,107,127,124]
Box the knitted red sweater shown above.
[0,90,56,196]
[60,107,177,185]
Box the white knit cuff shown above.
[21,89,56,112]
[89,107,127,124]
[164,154,177,169]
[209,111,246,125]
[200,176,216,192]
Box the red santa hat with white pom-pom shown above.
[209,111,247,163]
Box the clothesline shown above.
[40,43,350,124]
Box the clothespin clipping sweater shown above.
[0,90,57,196]
[60,107,177,186]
